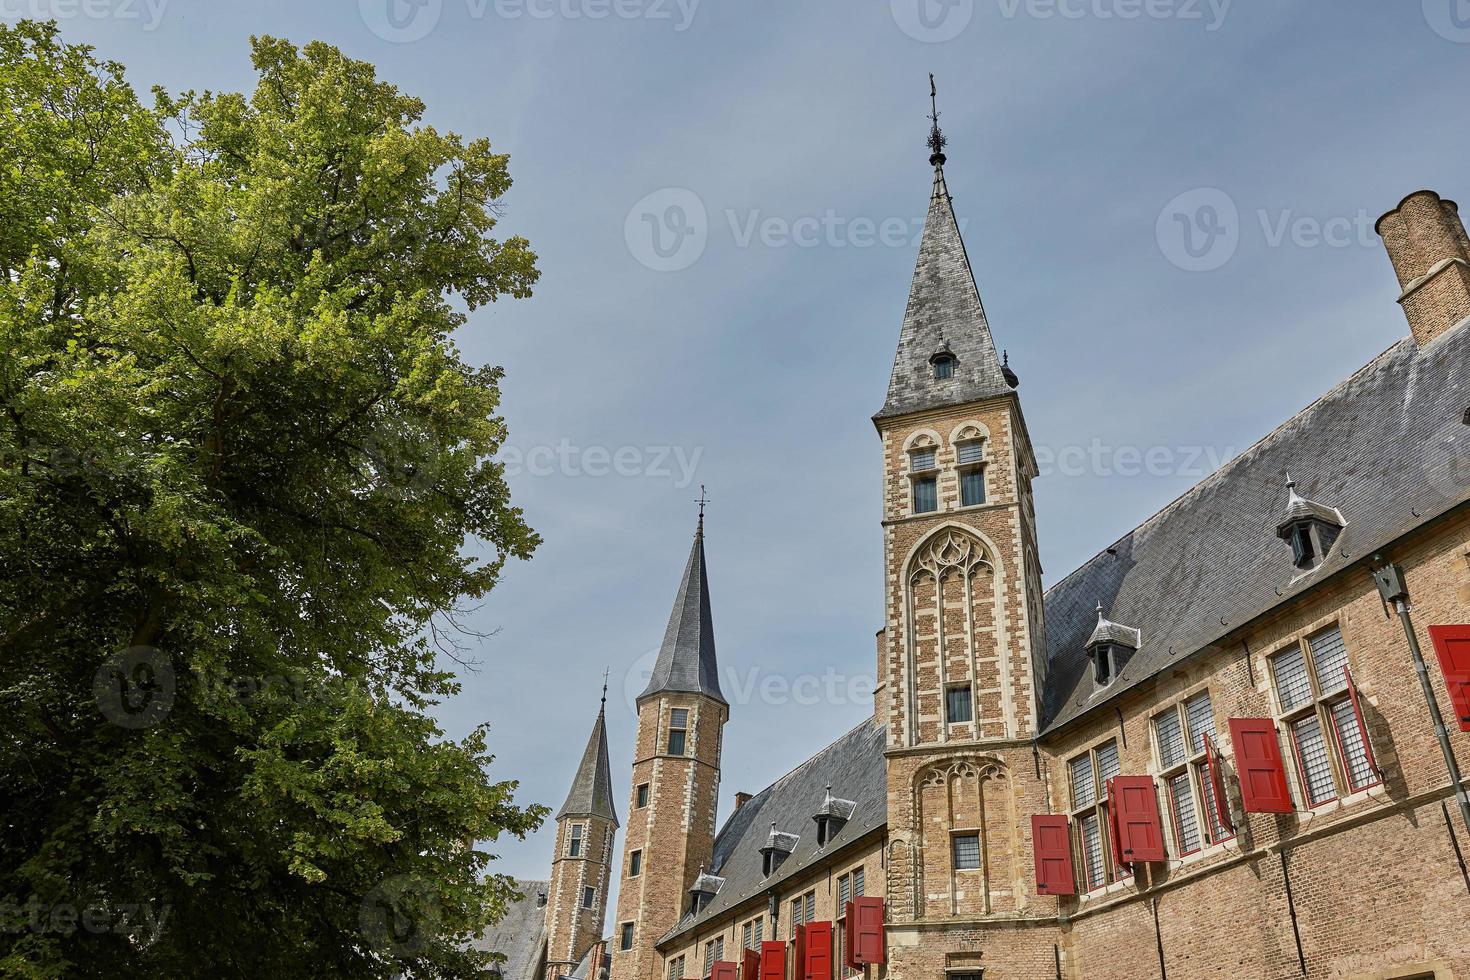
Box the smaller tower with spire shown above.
[609,515,728,980]
[544,688,620,980]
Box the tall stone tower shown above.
[545,696,619,980]
[874,97,1059,964]
[610,519,727,980]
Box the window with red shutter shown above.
[1110,776,1166,863]
[1203,735,1234,837]
[713,964,739,980]
[742,949,761,980]
[1431,626,1470,732]
[842,904,856,972]
[1030,815,1077,896]
[805,922,833,980]
[760,942,786,980]
[1229,718,1294,813]
[848,898,885,966]
[793,926,807,980]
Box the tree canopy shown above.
[1,20,544,978]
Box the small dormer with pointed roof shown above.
[812,785,857,847]
[688,867,724,915]
[1276,474,1346,571]
[758,823,800,878]
[1087,604,1141,689]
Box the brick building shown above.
[501,126,1470,979]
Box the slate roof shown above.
[875,164,1014,421]
[472,880,549,980]
[556,705,619,826]
[660,718,887,944]
[1041,318,1470,733]
[640,525,726,705]
[1276,480,1346,535]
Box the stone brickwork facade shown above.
[547,814,618,980]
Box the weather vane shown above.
[601,667,610,709]
[696,484,710,533]
[928,73,948,167]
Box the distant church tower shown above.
[545,694,619,980]
[874,84,1054,938]
[610,517,728,980]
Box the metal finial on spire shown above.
[601,667,610,711]
[1096,601,1105,620]
[1285,472,1297,491]
[696,484,709,534]
[927,73,948,168]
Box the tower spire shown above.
[638,522,726,706]
[556,687,619,826]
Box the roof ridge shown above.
[1043,335,1414,601]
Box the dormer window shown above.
[1087,604,1141,691]
[689,869,724,916]
[1092,643,1114,686]
[933,354,955,380]
[759,825,798,878]
[812,786,856,848]
[1276,476,1345,572]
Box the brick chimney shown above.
[1376,190,1470,346]
[733,792,753,811]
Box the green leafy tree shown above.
[0,21,545,978]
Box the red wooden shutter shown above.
[1110,776,1166,863]
[1030,815,1077,896]
[842,904,856,971]
[849,897,885,966]
[1204,735,1234,834]
[1106,779,1125,875]
[742,949,761,980]
[713,964,739,980]
[1343,666,1382,781]
[1430,625,1470,732]
[805,922,833,980]
[760,942,787,980]
[793,926,807,980]
[1229,718,1294,813]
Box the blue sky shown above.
[30,0,1470,920]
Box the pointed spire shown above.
[639,518,726,706]
[557,692,619,827]
[876,82,1012,422]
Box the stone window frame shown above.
[668,955,686,980]
[636,783,650,809]
[1267,623,1381,811]
[945,683,974,726]
[629,849,643,878]
[567,823,585,858]
[949,422,992,511]
[703,937,724,977]
[740,916,764,950]
[582,885,597,910]
[950,830,982,872]
[1066,739,1126,893]
[620,922,635,952]
[1150,690,1233,860]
